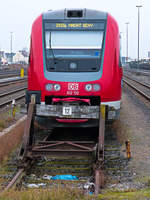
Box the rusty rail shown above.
[19,95,36,159]
[4,168,24,191]
[94,105,105,195]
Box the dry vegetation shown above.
[1,188,150,200]
[0,188,95,200]
[0,106,22,131]
[0,114,15,132]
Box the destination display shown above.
[56,23,94,28]
[44,22,105,30]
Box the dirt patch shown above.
[101,85,150,193]
[114,86,150,184]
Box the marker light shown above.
[70,62,77,69]
[93,84,101,91]
[45,84,53,91]
[85,84,92,91]
[54,84,61,91]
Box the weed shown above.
[0,120,5,129]
[0,188,96,200]
[1,188,150,200]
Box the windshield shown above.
[45,30,104,72]
[46,31,103,49]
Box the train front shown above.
[26,9,122,127]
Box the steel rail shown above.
[4,168,24,191]
[4,159,33,191]
[0,93,25,107]
[0,86,27,98]
[123,79,150,101]
[0,78,27,88]
[0,72,19,75]
[124,69,150,77]
[0,70,20,74]
[0,73,20,79]
[124,75,150,89]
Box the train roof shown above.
[43,9,107,20]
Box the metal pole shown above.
[10,32,13,64]
[136,5,142,66]
[125,22,129,62]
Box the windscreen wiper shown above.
[49,32,57,64]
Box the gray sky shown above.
[0,0,149,59]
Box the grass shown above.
[0,119,5,131]
[0,188,95,200]
[0,107,17,131]
[1,188,150,200]
[98,188,150,200]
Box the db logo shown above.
[68,83,79,90]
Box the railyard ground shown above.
[0,83,150,199]
[104,84,150,191]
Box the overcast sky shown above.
[0,0,149,59]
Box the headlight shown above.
[45,84,53,91]
[70,62,77,69]
[85,84,92,91]
[54,84,61,91]
[93,84,101,91]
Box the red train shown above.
[26,9,123,127]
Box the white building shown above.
[13,51,28,64]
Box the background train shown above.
[26,9,123,127]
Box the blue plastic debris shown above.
[51,175,78,180]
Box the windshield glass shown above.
[44,30,104,72]
[46,31,103,49]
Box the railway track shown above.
[1,124,124,195]
[124,68,150,77]
[123,75,150,101]
[0,77,27,88]
[0,68,27,79]
[0,75,27,109]
[2,128,123,195]
[2,97,106,195]
[1,75,148,194]
[1,97,129,196]
[0,73,20,79]
[0,86,27,108]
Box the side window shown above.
[119,53,122,67]
[28,53,30,64]
[119,34,122,67]
[29,37,32,65]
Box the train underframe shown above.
[26,91,120,127]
